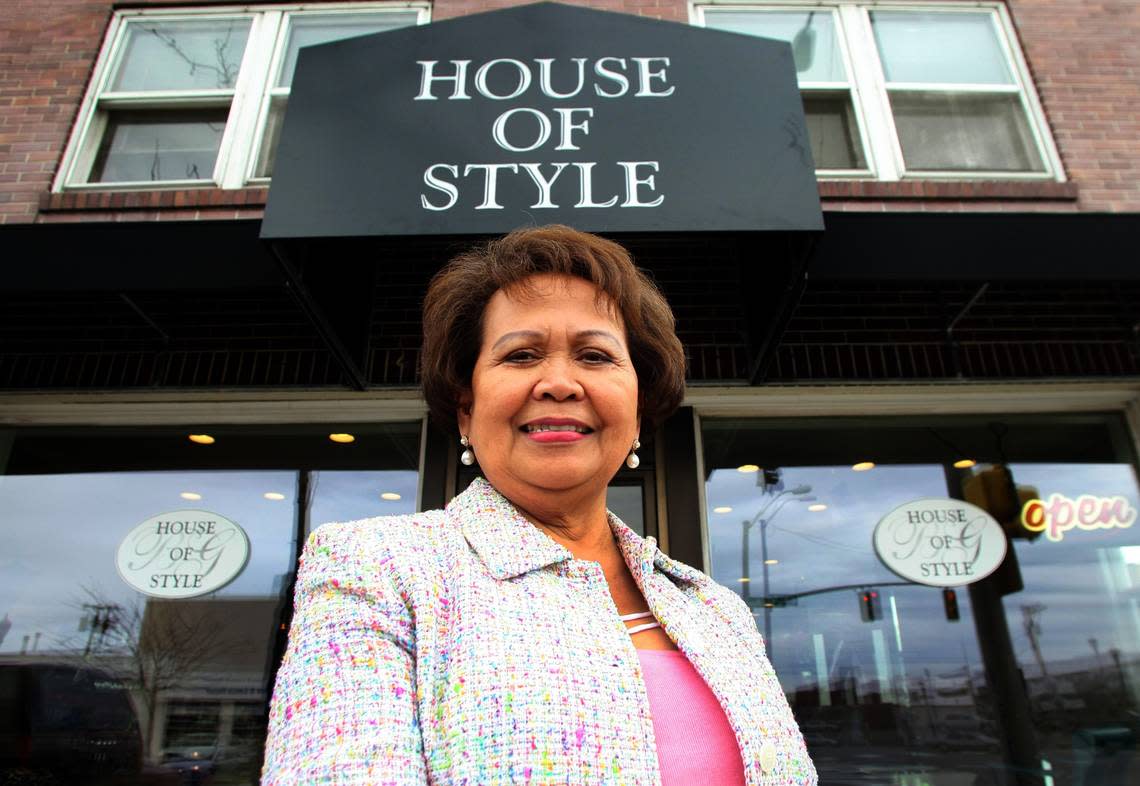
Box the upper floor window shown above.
[56,4,427,191]
[697,3,1064,181]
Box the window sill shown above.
[818,180,1078,201]
[39,187,269,214]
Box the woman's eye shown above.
[580,350,614,364]
[505,350,538,363]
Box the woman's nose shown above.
[532,359,585,400]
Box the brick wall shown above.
[1,0,1138,224]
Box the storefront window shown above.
[702,416,1140,785]
[0,422,422,784]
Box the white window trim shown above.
[52,2,430,193]
[691,0,1067,182]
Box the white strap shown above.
[626,621,661,635]
[619,610,654,621]
[619,610,661,635]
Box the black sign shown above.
[261,2,822,238]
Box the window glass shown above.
[998,462,1140,786]
[871,11,1013,86]
[701,417,1140,785]
[703,10,846,82]
[890,92,1044,172]
[308,469,419,534]
[0,470,297,785]
[803,93,867,170]
[89,108,229,183]
[111,19,252,91]
[276,12,419,87]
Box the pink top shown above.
[637,649,747,786]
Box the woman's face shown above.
[457,273,640,507]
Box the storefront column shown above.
[660,407,705,570]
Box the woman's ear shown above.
[456,389,473,437]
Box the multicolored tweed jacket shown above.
[262,477,816,785]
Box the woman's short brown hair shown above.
[421,225,686,433]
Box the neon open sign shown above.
[1020,493,1136,542]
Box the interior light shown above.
[737,577,751,583]
[264,492,286,501]
[713,506,733,513]
[188,434,214,445]
[764,559,779,565]
[737,464,760,474]
[954,459,977,469]
[329,433,356,444]
[808,503,828,512]
[852,461,875,472]
[180,492,202,501]
[381,492,402,501]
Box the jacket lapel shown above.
[452,478,573,579]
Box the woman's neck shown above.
[508,488,620,565]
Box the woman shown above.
[261,226,816,785]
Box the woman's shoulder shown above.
[301,508,466,579]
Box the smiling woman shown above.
[261,226,817,785]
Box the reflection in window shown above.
[0,470,296,784]
[996,462,1140,786]
[308,469,419,534]
[702,416,1140,785]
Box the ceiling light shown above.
[764,559,779,565]
[737,464,760,474]
[264,492,285,501]
[808,503,828,512]
[713,506,732,514]
[328,433,355,444]
[954,459,977,469]
[188,434,214,445]
[381,492,401,501]
[180,492,202,501]
[852,461,875,472]
[737,577,751,583]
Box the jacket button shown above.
[759,741,777,773]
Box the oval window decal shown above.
[873,498,1007,588]
[116,510,250,599]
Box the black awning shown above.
[811,211,1140,281]
[261,2,822,239]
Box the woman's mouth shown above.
[521,422,593,442]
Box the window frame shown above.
[692,0,1066,182]
[53,2,430,193]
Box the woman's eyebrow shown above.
[575,329,624,349]
[490,330,545,352]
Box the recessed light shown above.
[328,433,355,444]
[381,492,401,501]
[264,492,286,501]
[713,506,733,513]
[737,464,760,474]
[188,434,215,445]
[764,559,779,565]
[737,577,751,583]
[808,503,828,512]
[852,461,875,472]
[954,459,977,469]
[180,492,202,501]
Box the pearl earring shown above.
[625,439,641,469]
[460,435,475,466]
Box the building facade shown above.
[2,1,1139,784]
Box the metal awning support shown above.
[748,235,817,385]
[268,241,368,391]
